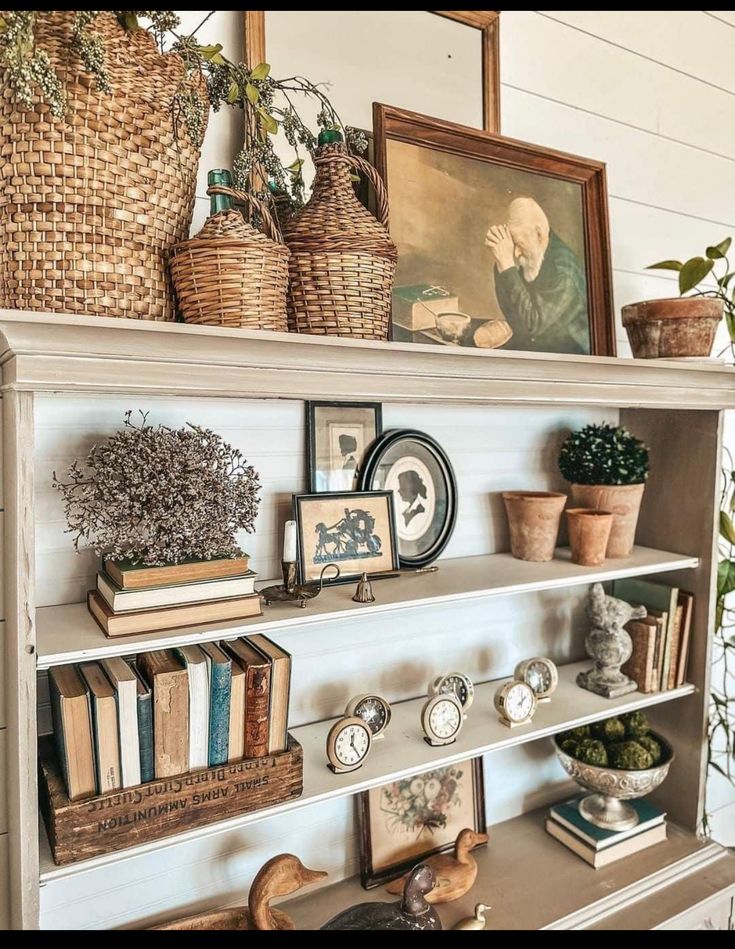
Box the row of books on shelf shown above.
[49,633,292,802]
[615,578,693,692]
[546,796,666,869]
[87,555,261,638]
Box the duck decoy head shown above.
[401,863,436,916]
[456,827,489,854]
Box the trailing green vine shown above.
[649,241,735,833]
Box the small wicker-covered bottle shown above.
[170,180,290,332]
[282,133,397,340]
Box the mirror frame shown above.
[242,10,501,133]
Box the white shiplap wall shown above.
[33,9,735,929]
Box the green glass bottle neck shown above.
[208,169,233,215]
[318,128,343,145]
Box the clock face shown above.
[354,695,389,736]
[428,697,462,739]
[505,682,535,722]
[330,720,371,768]
[527,661,552,694]
[437,673,472,708]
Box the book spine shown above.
[137,690,155,783]
[245,664,271,758]
[208,662,232,767]
[48,677,71,795]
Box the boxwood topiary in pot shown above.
[558,423,649,558]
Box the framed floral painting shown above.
[358,757,486,888]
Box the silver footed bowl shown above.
[553,732,674,831]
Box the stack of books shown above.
[48,634,292,800]
[614,578,693,693]
[87,555,262,638]
[546,796,666,868]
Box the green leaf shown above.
[250,62,271,81]
[725,308,735,343]
[721,511,735,544]
[718,271,734,290]
[679,256,714,294]
[226,82,240,104]
[717,559,735,598]
[245,83,259,105]
[259,111,278,135]
[647,260,682,272]
[707,237,732,259]
[199,43,224,61]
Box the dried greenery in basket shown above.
[0,10,366,214]
[558,423,649,486]
[52,412,261,566]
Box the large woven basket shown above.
[0,12,207,321]
[170,186,289,331]
[282,143,397,340]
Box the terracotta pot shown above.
[502,491,567,562]
[621,298,723,358]
[570,483,645,558]
[566,508,614,566]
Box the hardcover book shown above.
[48,664,97,801]
[546,818,667,868]
[549,796,665,849]
[138,650,189,778]
[613,578,679,691]
[104,555,251,590]
[201,642,232,768]
[78,662,121,793]
[227,656,246,762]
[621,617,657,693]
[96,569,257,613]
[128,660,154,783]
[223,638,271,758]
[100,656,141,788]
[675,591,694,687]
[173,645,210,771]
[247,633,292,755]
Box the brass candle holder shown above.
[260,561,340,608]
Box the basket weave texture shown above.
[282,143,397,340]
[170,187,290,331]
[0,11,207,321]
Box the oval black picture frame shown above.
[359,429,457,568]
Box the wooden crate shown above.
[39,735,303,865]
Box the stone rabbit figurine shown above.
[577,582,647,698]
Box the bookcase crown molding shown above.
[0,309,734,408]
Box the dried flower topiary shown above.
[52,411,261,566]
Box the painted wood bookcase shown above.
[2,310,735,929]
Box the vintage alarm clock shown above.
[429,672,475,717]
[326,716,372,774]
[493,680,537,728]
[421,693,464,746]
[345,693,392,740]
[513,657,558,703]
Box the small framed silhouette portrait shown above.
[294,490,399,583]
[359,430,457,568]
[307,401,383,493]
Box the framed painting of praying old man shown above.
[373,104,615,356]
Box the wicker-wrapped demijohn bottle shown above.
[282,130,397,340]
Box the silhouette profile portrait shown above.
[397,469,428,527]
[339,433,358,470]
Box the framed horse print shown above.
[294,490,399,583]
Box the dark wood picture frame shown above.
[293,490,400,585]
[243,11,500,133]
[373,103,616,357]
[306,401,383,493]
[358,756,486,888]
[358,429,458,569]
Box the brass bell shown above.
[352,572,375,603]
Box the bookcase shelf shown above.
[38,659,695,882]
[35,546,699,669]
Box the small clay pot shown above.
[621,297,723,358]
[502,491,567,562]
[570,483,645,558]
[566,508,614,566]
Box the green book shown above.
[549,795,665,850]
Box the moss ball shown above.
[608,741,654,770]
[637,735,663,765]
[557,725,591,743]
[591,717,626,743]
[559,739,579,757]
[621,711,649,739]
[575,739,608,767]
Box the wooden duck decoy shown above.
[150,853,327,930]
[385,828,489,904]
[453,903,490,930]
[321,863,441,930]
